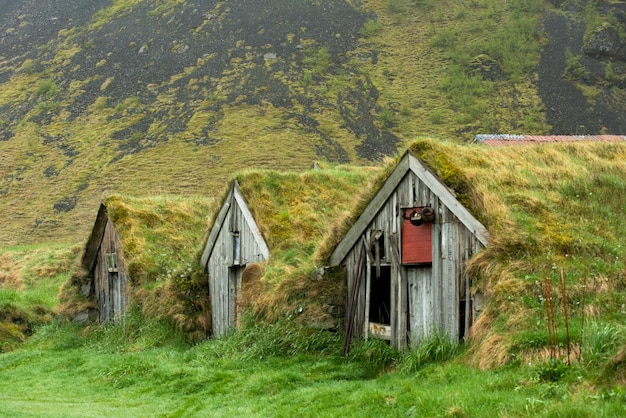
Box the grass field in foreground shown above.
[0,322,625,418]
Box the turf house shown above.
[79,203,129,324]
[59,195,214,340]
[200,180,270,338]
[339,138,626,369]
[200,168,377,338]
[329,149,489,349]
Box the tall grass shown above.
[194,314,343,362]
[3,317,626,417]
[400,333,463,373]
[0,244,78,352]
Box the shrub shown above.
[36,79,59,97]
[377,108,395,128]
[535,357,568,382]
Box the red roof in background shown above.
[473,134,626,146]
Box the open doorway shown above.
[369,265,391,326]
[459,299,472,341]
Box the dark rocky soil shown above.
[0,0,399,162]
[537,11,626,134]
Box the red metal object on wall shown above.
[402,208,433,264]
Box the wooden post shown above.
[343,242,366,356]
[363,233,372,341]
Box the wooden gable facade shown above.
[81,204,128,323]
[330,151,489,349]
[200,180,270,338]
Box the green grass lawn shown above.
[0,323,625,418]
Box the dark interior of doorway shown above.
[369,265,391,325]
[459,299,472,341]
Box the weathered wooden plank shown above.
[390,257,397,347]
[397,251,407,349]
[363,234,371,340]
[201,182,234,267]
[441,221,457,338]
[431,195,441,329]
[232,181,270,260]
[408,173,414,207]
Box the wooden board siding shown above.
[334,152,488,348]
[205,182,269,338]
[93,218,127,323]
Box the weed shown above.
[21,59,35,75]
[582,321,623,366]
[302,70,313,87]
[535,357,568,382]
[563,49,586,81]
[204,314,342,361]
[36,79,59,97]
[431,29,456,49]
[385,0,407,14]
[303,46,331,76]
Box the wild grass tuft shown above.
[582,321,624,366]
[83,307,188,353]
[347,337,401,376]
[195,313,342,362]
[400,333,462,373]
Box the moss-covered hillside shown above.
[0,0,625,246]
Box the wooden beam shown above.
[232,181,270,260]
[331,153,411,265]
[363,235,371,341]
[82,203,109,273]
[389,235,407,349]
[200,181,235,268]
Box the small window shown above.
[232,231,241,265]
[106,253,118,273]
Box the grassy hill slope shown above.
[1,0,625,247]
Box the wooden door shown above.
[228,266,244,329]
[108,271,125,322]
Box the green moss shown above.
[410,140,472,199]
